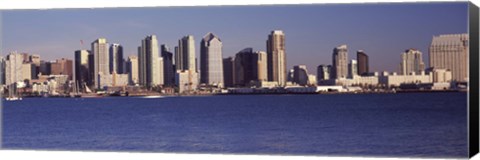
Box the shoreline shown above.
[9,89,466,99]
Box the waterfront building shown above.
[161,44,175,86]
[126,55,139,85]
[332,45,348,79]
[254,51,268,82]
[357,50,369,75]
[317,65,331,83]
[332,75,379,87]
[92,38,110,89]
[50,58,73,80]
[223,57,235,88]
[138,35,162,88]
[379,71,431,87]
[5,52,24,85]
[400,49,425,75]
[266,30,286,86]
[200,32,224,87]
[98,72,129,88]
[293,65,309,86]
[431,69,452,83]
[348,59,358,78]
[109,43,124,74]
[175,70,199,93]
[429,34,469,82]
[74,50,90,88]
[234,48,256,87]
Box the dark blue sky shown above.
[1,2,468,73]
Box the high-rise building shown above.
[348,59,358,78]
[22,63,33,82]
[39,60,51,76]
[109,43,124,74]
[74,50,90,87]
[139,35,162,88]
[29,54,41,79]
[176,35,196,72]
[50,58,73,80]
[161,44,175,86]
[5,52,23,85]
[175,35,198,91]
[234,48,256,86]
[126,55,139,85]
[200,32,224,87]
[332,44,348,79]
[400,49,425,75]
[429,34,469,82]
[357,50,369,75]
[223,57,235,88]
[293,65,309,86]
[0,57,5,85]
[317,65,332,81]
[254,51,268,82]
[92,38,109,89]
[266,30,286,86]
[158,57,164,85]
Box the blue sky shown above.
[1,2,468,73]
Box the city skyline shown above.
[1,2,468,73]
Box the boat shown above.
[140,95,164,98]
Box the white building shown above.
[5,52,23,85]
[176,70,199,93]
[267,30,287,86]
[400,49,425,75]
[98,73,129,89]
[127,55,139,85]
[429,34,469,82]
[332,44,348,79]
[379,71,431,87]
[348,59,358,78]
[92,38,110,89]
[139,35,162,88]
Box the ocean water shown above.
[1,92,468,158]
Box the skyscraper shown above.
[357,50,369,75]
[161,44,175,86]
[429,34,468,82]
[332,44,348,79]
[126,55,139,85]
[348,59,358,78]
[177,35,196,72]
[5,52,23,85]
[254,51,268,82]
[92,38,109,89]
[74,50,90,87]
[175,35,199,92]
[234,48,256,86]
[29,54,40,79]
[266,30,286,86]
[400,49,425,75]
[223,57,235,88]
[109,43,124,74]
[200,32,224,87]
[139,35,161,88]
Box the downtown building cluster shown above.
[0,31,469,96]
